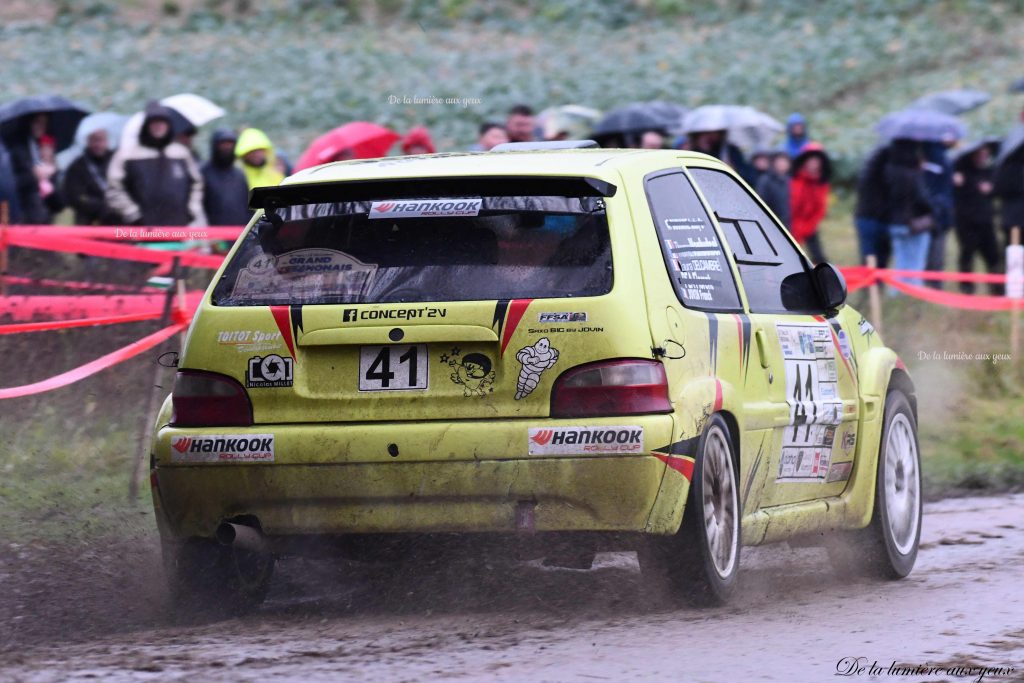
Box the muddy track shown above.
[1,495,1022,682]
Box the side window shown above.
[644,170,741,311]
[688,167,820,314]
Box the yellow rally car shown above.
[151,142,921,610]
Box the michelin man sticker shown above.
[442,348,496,397]
[515,338,559,400]
[776,323,845,483]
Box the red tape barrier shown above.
[5,231,226,269]
[839,266,1019,310]
[0,322,185,399]
[2,274,161,293]
[0,291,203,322]
[4,225,244,241]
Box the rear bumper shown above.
[151,416,675,539]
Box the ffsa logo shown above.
[343,309,357,322]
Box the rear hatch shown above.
[187,175,654,423]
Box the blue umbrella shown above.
[910,89,990,116]
[0,94,90,151]
[56,111,129,170]
[876,108,967,143]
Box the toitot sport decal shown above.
[704,312,719,375]
[492,299,534,356]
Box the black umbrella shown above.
[0,95,90,152]
[1009,77,1024,93]
[591,104,667,145]
[951,136,1001,167]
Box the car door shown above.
[687,166,861,508]
[632,166,776,517]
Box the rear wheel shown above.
[827,389,921,578]
[640,414,741,606]
[165,537,275,616]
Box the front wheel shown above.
[827,389,922,578]
[639,414,741,606]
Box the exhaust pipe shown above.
[216,521,268,554]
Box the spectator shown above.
[750,149,772,187]
[106,101,206,227]
[235,128,285,190]
[884,139,934,291]
[785,113,808,158]
[8,113,62,223]
[639,130,665,149]
[402,126,436,155]
[921,140,956,288]
[854,145,892,268]
[0,139,19,221]
[201,128,250,227]
[952,142,1000,295]
[62,128,118,225]
[756,150,791,229]
[993,140,1024,246]
[789,142,830,264]
[690,129,753,183]
[505,105,535,143]
[470,122,509,151]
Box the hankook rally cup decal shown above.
[368,198,482,219]
[170,435,275,463]
[528,426,644,455]
[514,337,559,400]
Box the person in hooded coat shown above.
[994,144,1024,245]
[789,142,830,264]
[200,128,250,226]
[921,140,955,288]
[952,143,1001,295]
[884,138,934,292]
[755,150,791,229]
[785,113,809,159]
[236,128,285,190]
[401,126,436,155]
[854,144,892,268]
[62,128,119,225]
[106,102,206,226]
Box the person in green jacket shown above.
[235,128,285,189]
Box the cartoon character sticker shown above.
[515,338,560,400]
[441,348,496,397]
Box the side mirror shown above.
[813,262,847,313]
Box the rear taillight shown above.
[550,359,672,418]
[170,370,253,427]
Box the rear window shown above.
[211,195,612,305]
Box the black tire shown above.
[639,414,741,606]
[827,389,922,578]
[165,537,275,616]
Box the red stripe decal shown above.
[812,314,826,322]
[500,299,533,356]
[732,313,743,368]
[270,305,296,357]
[653,453,695,481]
[713,378,723,412]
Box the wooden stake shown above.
[867,254,883,337]
[0,201,9,297]
[130,256,181,500]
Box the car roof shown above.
[284,148,728,186]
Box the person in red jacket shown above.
[789,142,830,264]
[401,126,436,155]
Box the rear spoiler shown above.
[249,175,617,210]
